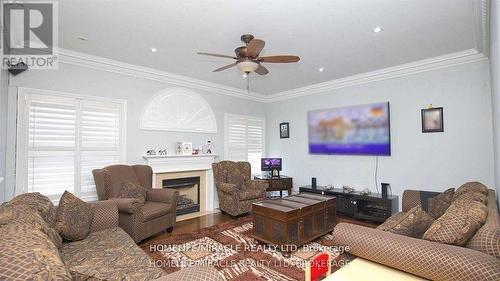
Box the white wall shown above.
[491,0,500,202]
[4,63,266,201]
[266,60,495,207]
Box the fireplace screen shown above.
[162,177,200,215]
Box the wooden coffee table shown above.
[252,193,336,249]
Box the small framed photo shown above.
[421,107,444,133]
[280,122,289,138]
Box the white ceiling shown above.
[59,0,484,95]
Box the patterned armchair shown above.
[92,165,178,242]
[212,161,268,217]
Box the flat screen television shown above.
[308,102,391,156]
[261,158,282,171]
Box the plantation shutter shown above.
[80,100,123,201]
[18,89,126,203]
[27,96,77,202]
[224,114,265,174]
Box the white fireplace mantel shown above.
[143,154,219,215]
[142,154,218,173]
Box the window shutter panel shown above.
[225,114,265,174]
[80,101,123,200]
[246,116,265,175]
[20,90,125,203]
[226,114,247,161]
[27,98,77,201]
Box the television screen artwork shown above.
[261,158,282,171]
[308,102,391,156]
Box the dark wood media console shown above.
[299,186,398,223]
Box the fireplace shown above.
[162,177,200,216]
[143,154,218,221]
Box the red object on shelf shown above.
[305,252,332,281]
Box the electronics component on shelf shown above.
[342,185,354,193]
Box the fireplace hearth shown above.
[162,176,201,216]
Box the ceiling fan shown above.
[197,34,300,75]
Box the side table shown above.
[253,175,292,197]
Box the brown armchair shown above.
[212,161,268,217]
[92,165,178,242]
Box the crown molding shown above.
[480,0,490,56]
[57,49,268,102]
[265,49,487,103]
[472,0,490,56]
[57,48,488,104]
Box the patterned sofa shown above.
[0,193,223,281]
[333,184,500,281]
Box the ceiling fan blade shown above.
[255,64,269,75]
[259,55,300,63]
[213,62,237,72]
[197,52,237,59]
[247,39,265,58]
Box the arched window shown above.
[140,87,217,133]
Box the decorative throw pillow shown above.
[466,225,500,259]
[4,192,57,226]
[0,204,62,248]
[453,182,488,200]
[428,188,454,219]
[55,191,93,241]
[120,180,147,203]
[453,191,487,204]
[423,200,488,246]
[377,206,435,238]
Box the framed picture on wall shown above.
[421,107,444,133]
[280,122,290,138]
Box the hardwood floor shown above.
[140,211,237,244]
[336,214,381,228]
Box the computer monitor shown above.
[261,158,282,171]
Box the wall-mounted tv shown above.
[308,102,391,156]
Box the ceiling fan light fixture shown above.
[237,60,259,73]
[197,34,300,75]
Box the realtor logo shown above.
[2,1,58,69]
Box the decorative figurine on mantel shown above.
[202,140,216,155]
[146,149,156,156]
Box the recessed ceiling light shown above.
[318,67,325,72]
[77,36,89,41]
[373,26,383,33]
[151,47,157,53]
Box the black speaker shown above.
[8,62,28,76]
[312,177,317,189]
[381,183,390,197]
